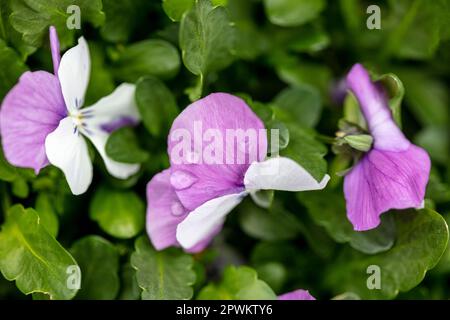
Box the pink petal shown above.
[278,289,316,300]
[49,26,60,75]
[168,93,267,211]
[0,71,66,174]
[344,144,430,231]
[346,64,410,151]
[146,168,223,253]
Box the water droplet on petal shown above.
[171,201,185,217]
[170,170,198,190]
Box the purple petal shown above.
[146,168,222,253]
[346,64,410,151]
[0,71,66,174]
[49,26,60,75]
[278,289,316,300]
[100,116,138,133]
[344,144,430,231]
[168,93,267,211]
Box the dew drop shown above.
[170,170,198,190]
[171,201,185,217]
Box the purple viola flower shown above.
[278,289,316,300]
[0,27,141,195]
[146,93,330,252]
[343,64,431,231]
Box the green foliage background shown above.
[0,0,449,300]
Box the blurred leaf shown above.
[90,186,145,239]
[9,0,104,49]
[272,84,322,128]
[101,0,152,43]
[84,42,114,106]
[325,208,449,299]
[35,193,59,237]
[298,189,396,254]
[0,205,78,300]
[106,127,149,164]
[239,201,302,241]
[135,76,179,136]
[0,39,27,100]
[163,0,194,21]
[11,178,28,198]
[70,236,120,300]
[113,39,180,82]
[180,0,235,99]
[376,73,404,128]
[263,0,325,27]
[415,126,449,165]
[397,69,448,127]
[131,236,196,300]
[255,262,286,293]
[198,265,276,300]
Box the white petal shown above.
[83,83,140,128]
[244,156,330,192]
[45,117,93,195]
[81,84,141,179]
[176,193,246,250]
[58,37,90,113]
[83,129,140,180]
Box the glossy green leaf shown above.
[298,189,396,254]
[90,186,145,239]
[135,76,179,136]
[35,193,59,237]
[70,236,120,300]
[118,262,141,300]
[325,208,449,299]
[9,0,104,49]
[263,0,325,27]
[131,236,196,300]
[0,205,78,300]
[113,39,180,82]
[272,85,322,128]
[105,127,150,164]
[198,265,276,300]
[179,0,235,99]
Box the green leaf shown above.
[105,127,150,164]
[179,0,235,98]
[100,0,152,43]
[163,0,194,21]
[0,147,18,182]
[324,208,449,299]
[9,0,104,49]
[376,73,404,128]
[70,236,120,300]
[282,124,328,182]
[396,69,448,127]
[415,126,449,165]
[0,39,27,100]
[113,39,180,82]
[135,76,179,136]
[198,265,276,300]
[89,186,145,239]
[263,0,325,27]
[35,193,59,237]
[118,262,141,300]
[11,178,28,198]
[239,201,302,241]
[131,236,196,300]
[298,189,396,254]
[343,134,373,152]
[0,205,78,300]
[272,85,322,128]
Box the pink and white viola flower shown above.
[0,27,140,195]
[146,93,330,252]
[344,64,431,231]
[278,289,316,300]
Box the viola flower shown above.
[0,27,140,195]
[344,64,431,231]
[278,289,316,300]
[146,93,330,252]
